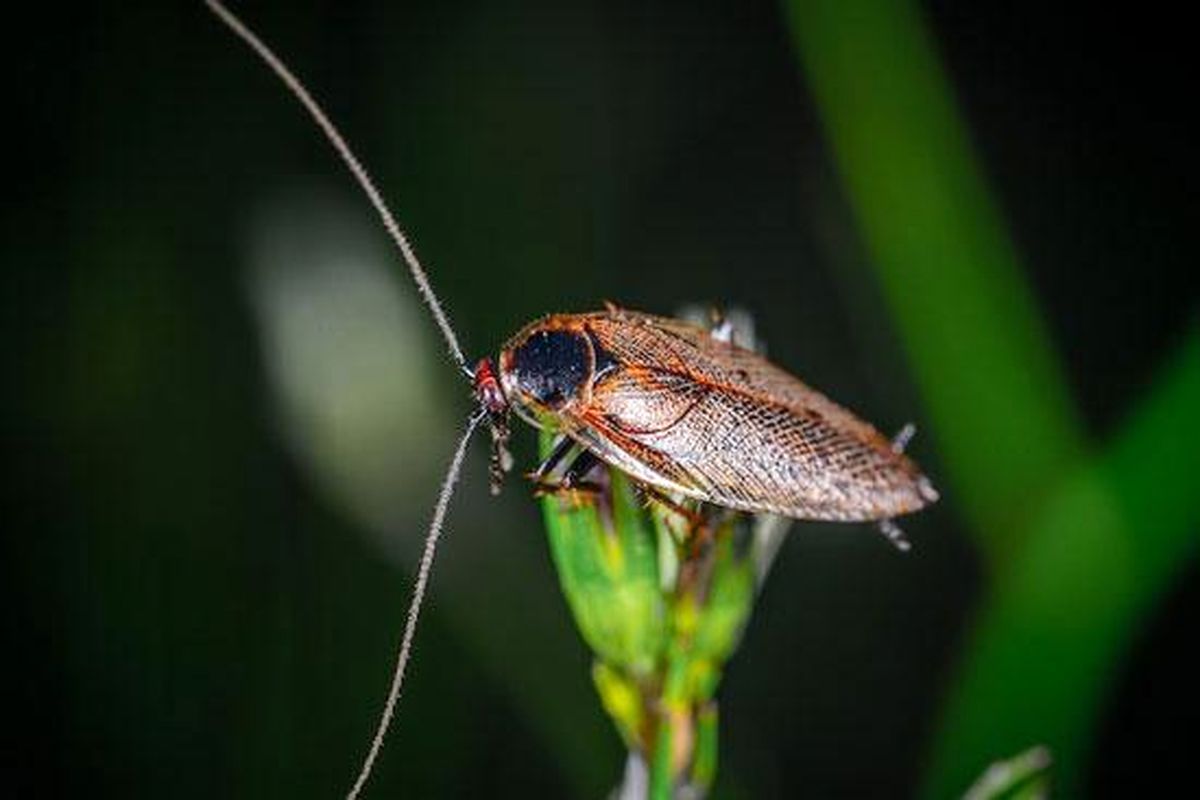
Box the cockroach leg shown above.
[530,441,602,488]
[529,434,576,482]
[635,484,709,538]
[531,479,605,503]
[891,422,917,454]
[530,445,605,499]
[561,449,601,487]
[708,307,734,343]
[634,483,693,521]
[877,518,912,552]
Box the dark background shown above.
[5,1,1196,797]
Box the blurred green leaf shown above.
[784,0,1084,564]
[782,0,1200,795]
[931,332,1200,796]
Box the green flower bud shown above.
[538,428,775,796]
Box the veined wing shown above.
[568,310,937,521]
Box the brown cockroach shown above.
[477,309,937,526]
[205,2,937,796]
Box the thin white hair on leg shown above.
[204,0,469,371]
[347,412,484,800]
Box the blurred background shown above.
[5,0,1196,797]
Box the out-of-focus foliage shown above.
[785,0,1200,795]
[962,745,1052,800]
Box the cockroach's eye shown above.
[510,329,592,408]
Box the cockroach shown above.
[480,310,937,523]
[205,2,938,797]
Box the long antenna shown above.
[347,412,484,799]
[204,3,484,795]
[205,0,469,370]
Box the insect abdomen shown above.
[624,388,933,520]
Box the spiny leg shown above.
[530,441,605,498]
[891,422,917,453]
[633,483,703,527]
[877,518,912,552]
[881,423,920,551]
[633,483,713,556]
[561,449,602,488]
[530,434,575,482]
[708,307,734,343]
[633,484,730,596]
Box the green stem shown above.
[649,711,674,800]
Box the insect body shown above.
[477,309,937,523]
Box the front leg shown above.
[530,434,575,482]
[530,439,605,497]
[560,449,601,488]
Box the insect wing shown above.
[567,311,935,521]
[562,372,709,497]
